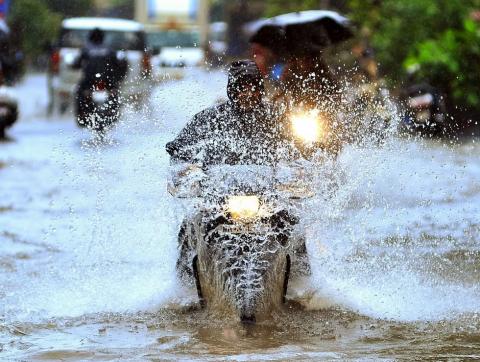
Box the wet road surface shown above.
[1,73,479,360]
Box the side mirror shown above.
[152,46,161,56]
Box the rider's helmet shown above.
[88,28,105,45]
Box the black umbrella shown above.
[246,10,353,55]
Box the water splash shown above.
[2,70,479,325]
[303,134,480,321]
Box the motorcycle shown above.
[76,79,120,134]
[0,71,18,139]
[171,165,312,323]
[169,109,334,323]
[403,83,447,135]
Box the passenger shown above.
[281,22,340,105]
[249,25,287,81]
[281,53,339,107]
[247,25,340,113]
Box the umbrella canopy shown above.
[246,10,353,55]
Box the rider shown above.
[166,60,296,165]
[73,28,127,122]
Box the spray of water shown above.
[1,69,479,326]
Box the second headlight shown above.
[290,109,325,144]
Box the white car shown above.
[50,17,153,113]
[208,22,227,66]
[147,29,204,81]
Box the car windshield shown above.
[60,28,145,50]
[146,30,199,48]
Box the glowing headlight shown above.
[290,109,324,144]
[226,195,260,220]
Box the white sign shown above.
[147,0,198,21]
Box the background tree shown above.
[347,0,480,116]
[347,0,476,81]
[405,18,480,110]
[9,0,61,61]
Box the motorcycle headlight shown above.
[226,195,260,220]
[290,109,325,144]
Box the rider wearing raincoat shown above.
[167,60,303,282]
[166,60,298,165]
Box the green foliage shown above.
[348,0,475,80]
[9,0,93,61]
[263,0,480,112]
[405,19,480,107]
[9,0,62,59]
[347,0,480,111]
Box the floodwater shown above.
[1,73,479,360]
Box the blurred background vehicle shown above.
[0,19,19,138]
[0,75,18,139]
[136,0,210,81]
[73,27,128,134]
[147,27,204,81]
[402,82,447,136]
[49,17,152,114]
[206,21,227,67]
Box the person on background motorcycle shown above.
[247,26,343,154]
[403,81,446,132]
[166,60,297,166]
[73,28,127,121]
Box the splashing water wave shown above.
[1,71,479,326]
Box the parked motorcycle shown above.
[403,83,447,135]
[0,72,18,139]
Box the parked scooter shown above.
[0,68,18,139]
[402,83,447,135]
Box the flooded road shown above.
[1,73,479,360]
